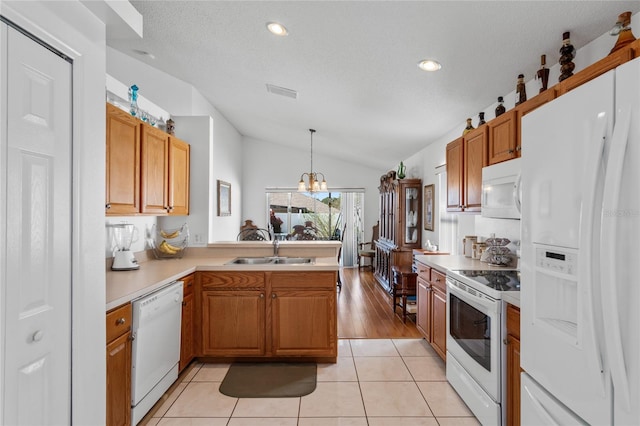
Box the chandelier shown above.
[297,128,328,192]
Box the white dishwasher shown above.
[131,280,183,425]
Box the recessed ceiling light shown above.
[418,59,441,72]
[266,22,288,36]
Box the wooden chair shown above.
[358,221,379,269]
[237,219,271,241]
[288,223,318,240]
[392,265,417,323]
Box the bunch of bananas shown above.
[160,229,181,239]
[158,240,183,255]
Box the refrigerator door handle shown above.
[578,112,608,395]
[513,173,522,214]
[601,106,632,412]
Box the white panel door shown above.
[1,23,72,425]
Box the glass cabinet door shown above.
[402,182,421,248]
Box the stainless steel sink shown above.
[227,256,314,265]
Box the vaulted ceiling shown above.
[107,1,640,170]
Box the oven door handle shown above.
[446,279,497,314]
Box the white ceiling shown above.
[107,1,640,170]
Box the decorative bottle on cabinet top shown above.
[462,118,474,135]
[495,96,506,117]
[536,54,550,93]
[559,31,576,82]
[515,74,527,106]
[478,112,486,126]
[609,11,636,54]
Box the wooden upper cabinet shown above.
[446,137,464,212]
[488,110,517,165]
[140,124,170,214]
[105,103,190,216]
[106,103,140,215]
[463,126,487,211]
[168,137,190,215]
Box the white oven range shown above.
[445,269,519,426]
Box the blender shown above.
[110,223,140,270]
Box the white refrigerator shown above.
[520,55,640,425]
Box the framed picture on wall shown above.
[424,184,434,231]
[217,180,231,216]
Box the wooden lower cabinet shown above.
[506,303,521,426]
[106,303,132,426]
[197,270,337,360]
[415,262,446,361]
[201,289,266,356]
[179,274,195,372]
[431,284,447,360]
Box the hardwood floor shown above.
[338,267,423,339]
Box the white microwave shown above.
[481,157,521,219]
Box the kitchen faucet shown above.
[273,238,280,257]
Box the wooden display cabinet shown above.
[106,303,132,426]
[374,174,421,293]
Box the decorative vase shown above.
[559,31,576,82]
[515,74,527,106]
[495,96,505,117]
[478,112,486,126]
[462,118,474,135]
[166,118,175,135]
[128,84,139,117]
[610,11,636,54]
[397,162,406,179]
[536,54,550,93]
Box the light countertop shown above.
[106,242,340,311]
[414,254,520,307]
[414,254,518,272]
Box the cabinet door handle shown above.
[182,301,187,306]
[503,337,510,345]
[516,146,522,152]
[259,293,265,299]
[105,203,111,210]
[116,317,126,325]
[271,293,277,299]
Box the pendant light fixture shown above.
[297,129,328,192]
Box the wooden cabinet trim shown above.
[557,46,633,95]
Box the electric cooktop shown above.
[449,269,520,298]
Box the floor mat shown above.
[219,362,317,398]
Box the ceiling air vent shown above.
[266,84,297,99]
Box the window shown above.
[265,189,364,266]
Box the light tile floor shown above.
[141,339,479,426]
